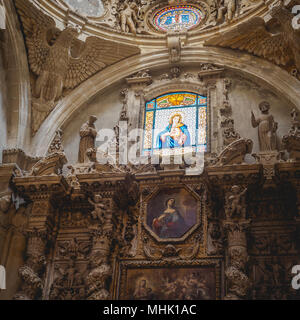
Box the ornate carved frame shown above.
[116,258,222,300]
[141,184,202,243]
[146,1,210,34]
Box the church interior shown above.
[0,0,300,300]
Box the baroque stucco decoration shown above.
[47,0,264,35]
[4,118,299,300]
[1,0,300,302]
[1,54,300,298]
[7,0,300,155]
[206,2,300,80]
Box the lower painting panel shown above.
[118,261,221,300]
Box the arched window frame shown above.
[142,91,208,156]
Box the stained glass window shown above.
[153,5,204,32]
[143,92,208,156]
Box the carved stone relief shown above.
[206,2,300,80]
[15,0,140,135]
[282,108,300,161]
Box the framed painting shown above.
[118,260,221,300]
[143,186,201,242]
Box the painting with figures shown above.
[124,266,216,300]
[143,92,207,156]
[146,188,197,239]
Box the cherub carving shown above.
[225,185,247,220]
[217,0,236,23]
[88,194,107,224]
[119,1,139,34]
[225,0,236,21]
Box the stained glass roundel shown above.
[154,5,204,32]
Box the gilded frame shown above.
[141,184,202,243]
[117,259,222,300]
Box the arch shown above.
[31,46,300,156]
[3,0,31,151]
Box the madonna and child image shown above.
[146,188,197,239]
[156,112,191,149]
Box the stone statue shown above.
[120,1,138,34]
[225,247,251,299]
[225,185,247,220]
[282,108,300,161]
[217,0,236,23]
[289,108,300,135]
[88,194,107,224]
[225,0,236,21]
[78,116,97,163]
[251,101,278,151]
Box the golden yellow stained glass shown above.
[156,93,197,108]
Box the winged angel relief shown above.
[206,4,300,78]
[15,0,140,134]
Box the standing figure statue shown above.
[120,1,138,34]
[78,116,97,163]
[251,101,278,151]
[225,0,236,21]
[217,0,236,23]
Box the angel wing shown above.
[205,16,293,67]
[15,0,58,75]
[64,36,140,89]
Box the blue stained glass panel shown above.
[154,5,204,32]
[143,92,208,155]
[182,15,190,23]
